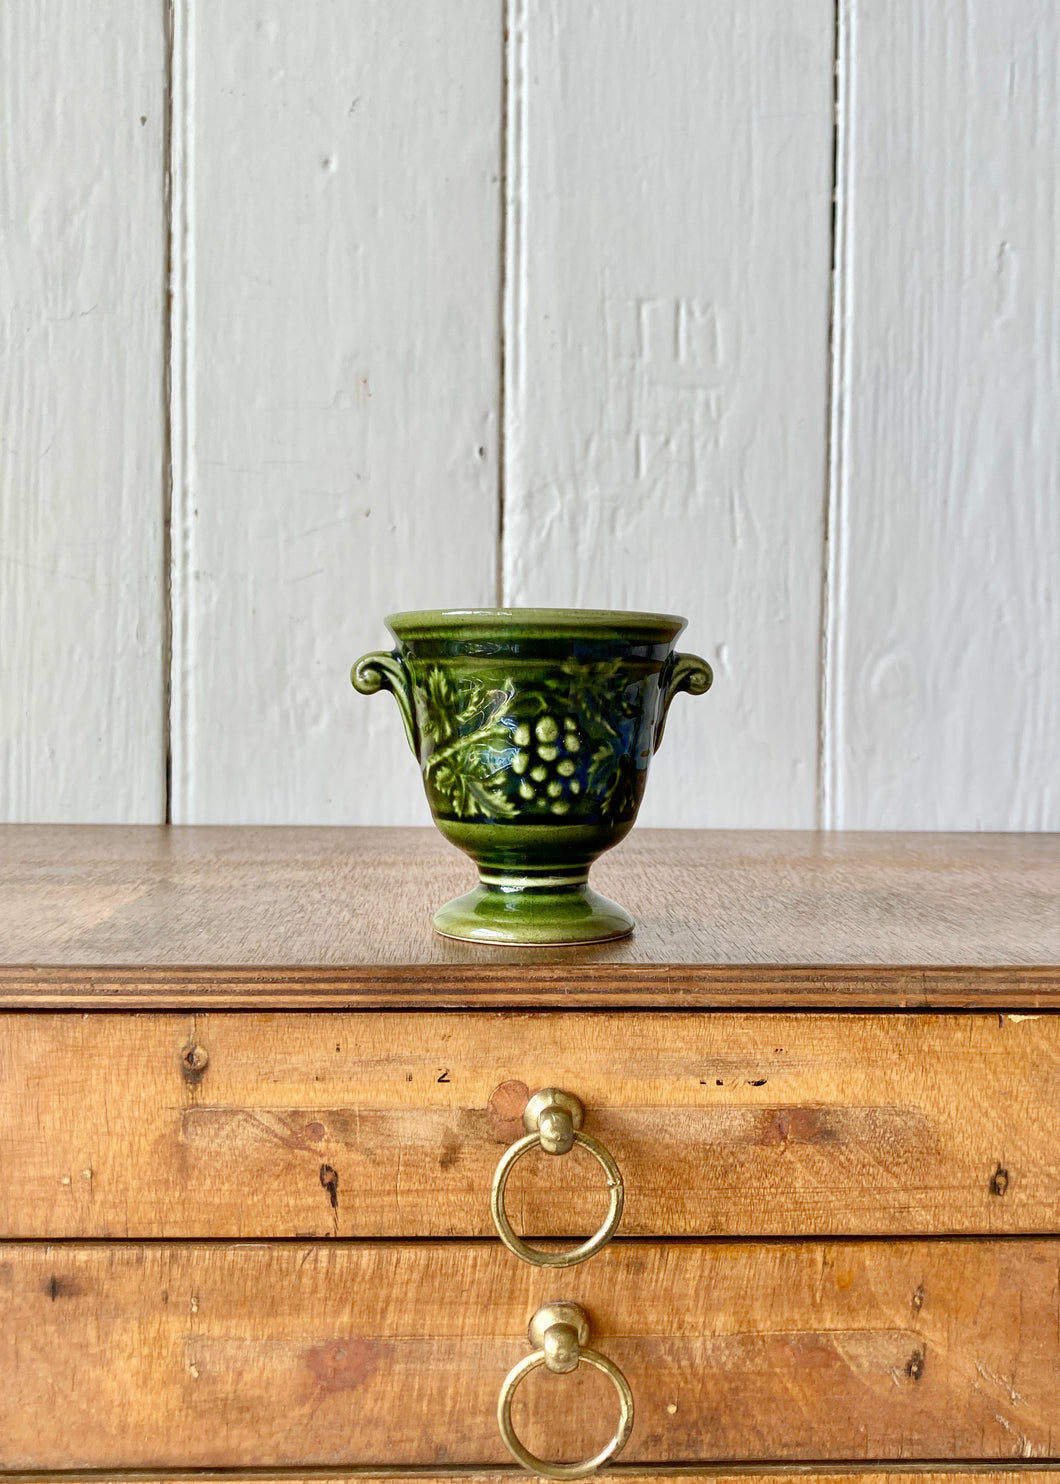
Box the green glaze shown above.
[351,608,713,945]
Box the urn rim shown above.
[386,607,687,644]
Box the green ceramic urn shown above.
[352,609,712,944]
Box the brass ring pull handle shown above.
[490,1089,624,1268]
[498,1302,634,1480]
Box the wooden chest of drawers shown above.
[2,824,1059,1478]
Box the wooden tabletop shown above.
[0,825,1057,1008]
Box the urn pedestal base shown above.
[432,878,634,946]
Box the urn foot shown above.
[432,879,634,946]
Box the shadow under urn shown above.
[352,609,712,944]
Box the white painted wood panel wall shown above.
[1,4,167,822]
[2,1,1057,830]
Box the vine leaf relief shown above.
[418,672,520,819]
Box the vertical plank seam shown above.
[166,0,195,825]
[501,0,529,605]
[162,0,175,823]
[496,2,510,607]
[820,0,855,830]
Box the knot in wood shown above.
[180,1043,210,1082]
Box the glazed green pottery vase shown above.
[351,609,712,945]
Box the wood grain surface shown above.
[1,829,1058,1011]
[3,1010,1060,1240]
[3,1240,1060,1467]
[2,1477,1058,1484]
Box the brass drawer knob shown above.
[498,1301,634,1479]
[490,1088,624,1268]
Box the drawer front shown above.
[2,1239,1058,1467]
[1,1010,1057,1239]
